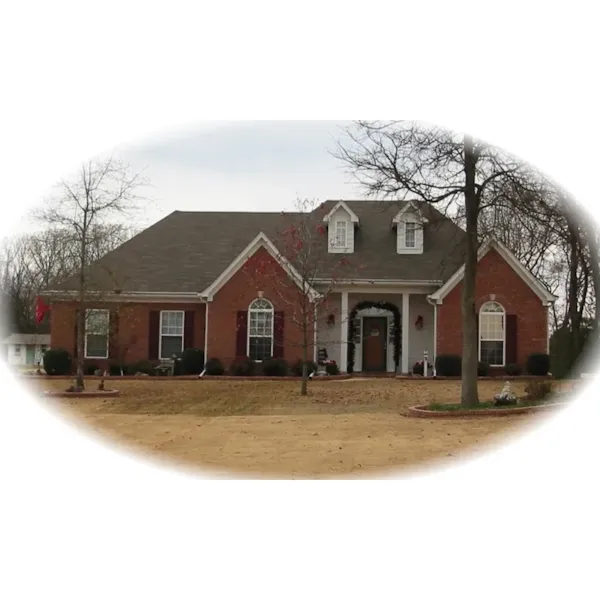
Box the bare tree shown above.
[240,198,357,395]
[1,224,135,335]
[35,156,147,390]
[334,120,541,407]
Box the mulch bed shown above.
[22,374,352,382]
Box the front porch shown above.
[316,290,436,375]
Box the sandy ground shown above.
[25,378,570,478]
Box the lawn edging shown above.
[406,402,565,418]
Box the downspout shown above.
[313,302,318,363]
[204,301,209,364]
[427,296,438,377]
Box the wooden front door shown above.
[362,317,387,372]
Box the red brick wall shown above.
[208,247,314,366]
[50,300,206,369]
[50,247,314,369]
[437,249,548,367]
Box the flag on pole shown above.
[35,296,50,324]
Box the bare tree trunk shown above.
[584,225,600,332]
[301,312,308,396]
[566,219,582,367]
[76,231,86,389]
[461,135,480,408]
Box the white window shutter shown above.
[397,224,405,253]
[415,224,424,252]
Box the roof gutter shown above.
[42,290,209,302]
[313,279,443,286]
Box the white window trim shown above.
[478,301,506,367]
[84,308,110,359]
[247,298,274,361]
[159,310,185,360]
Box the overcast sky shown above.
[113,120,365,229]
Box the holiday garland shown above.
[347,300,401,373]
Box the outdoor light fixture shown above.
[327,314,335,326]
[415,315,424,330]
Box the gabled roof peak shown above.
[322,200,360,224]
[392,200,429,225]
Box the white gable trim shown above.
[428,238,557,306]
[392,200,429,225]
[201,232,320,302]
[322,200,360,224]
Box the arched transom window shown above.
[248,298,274,361]
[479,301,505,367]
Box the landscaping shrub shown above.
[204,357,225,376]
[108,362,127,376]
[172,357,183,376]
[229,356,256,376]
[524,380,553,401]
[435,354,462,377]
[180,348,205,375]
[477,361,489,376]
[412,361,424,376]
[292,359,318,376]
[325,362,340,375]
[133,360,155,375]
[43,348,72,376]
[505,363,522,376]
[526,353,550,376]
[85,363,99,376]
[262,357,289,376]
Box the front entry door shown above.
[362,317,387,372]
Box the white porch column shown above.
[340,291,349,373]
[402,293,410,374]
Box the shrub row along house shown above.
[43,200,556,375]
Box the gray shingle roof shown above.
[51,201,467,294]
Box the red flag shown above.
[35,296,50,324]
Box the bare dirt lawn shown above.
[27,378,571,478]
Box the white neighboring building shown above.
[1,333,50,366]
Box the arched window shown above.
[248,298,274,361]
[479,301,505,367]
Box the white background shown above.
[1,1,599,599]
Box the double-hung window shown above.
[160,311,184,359]
[85,309,110,359]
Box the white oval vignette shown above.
[1,5,599,600]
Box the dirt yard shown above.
[25,378,571,478]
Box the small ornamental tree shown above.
[240,197,357,396]
[36,157,147,390]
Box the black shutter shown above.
[506,314,518,364]
[273,311,284,358]
[236,311,248,357]
[73,309,80,358]
[109,310,119,359]
[148,311,160,360]
[184,311,195,349]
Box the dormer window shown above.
[392,202,427,255]
[322,200,359,254]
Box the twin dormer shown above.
[392,202,427,254]
[323,201,359,254]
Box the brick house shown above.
[44,200,556,374]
